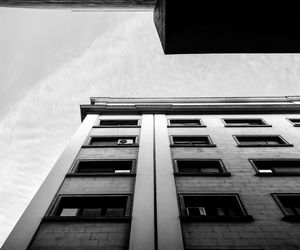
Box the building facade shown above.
[3,96,300,250]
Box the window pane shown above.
[60,208,78,216]
[100,120,138,126]
[81,208,102,217]
[106,208,125,216]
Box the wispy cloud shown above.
[1,10,300,247]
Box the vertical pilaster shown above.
[2,114,99,250]
[155,114,184,250]
[129,114,155,250]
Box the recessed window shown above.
[85,136,138,147]
[250,159,300,176]
[223,118,270,127]
[99,120,139,126]
[170,136,215,147]
[168,119,205,127]
[287,118,300,127]
[71,160,135,175]
[174,159,230,176]
[234,135,292,147]
[272,194,300,221]
[179,194,252,222]
[50,195,131,219]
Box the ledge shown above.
[255,173,300,177]
[66,173,136,177]
[43,216,132,222]
[180,215,254,222]
[225,125,272,128]
[82,144,139,148]
[170,144,216,147]
[93,126,141,128]
[282,215,300,222]
[237,144,293,147]
[167,125,207,128]
[174,172,231,177]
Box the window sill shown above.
[93,126,141,128]
[82,144,139,148]
[170,144,216,147]
[225,125,272,127]
[66,173,136,177]
[180,215,253,222]
[256,173,300,177]
[167,125,207,128]
[43,216,132,222]
[237,144,293,147]
[283,215,300,222]
[174,172,231,177]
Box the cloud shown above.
[1,10,300,247]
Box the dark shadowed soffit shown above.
[0,0,155,9]
[80,96,300,121]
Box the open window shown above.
[223,118,270,127]
[170,136,215,147]
[168,119,205,127]
[272,194,300,221]
[174,159,230,176]
[287,118,300,127]
[250,159,300,176]
[233,135,292,147]
[179,194,252,222]
[84,136,138,147]
[69,160,135,175]
[98,119,139,127]
[47,195,131,220]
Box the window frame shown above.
[222,118,271,127]
[173,159,230,176]
[44,194,132,222]
[170,135,216,147]
[249,159,300,176]
[233,135,293,147]
[167,118,206,127]
[178,193,253,222]
[82,136,139,148]
[287,118,300,127]
[67,159,137,177]
[272,193,300,222]
[94,119,141,128]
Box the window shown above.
[233,135,292,147]
[168,119,205,127]
[170,136,215,147]
[272,194,300,221]
[98,119,139,126]
[250,159,300,176]
[223,118,270,127]
[85,136,138,147]
[174,159,230,176]
[287,118,300,127]
[70,160,135,175]
[179,194,252,222]
[48,195,131,219]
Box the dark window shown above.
[87,136,137,146]
[73,160,134,174]
[99,120,139,126]
[171,136,215,147]
[52,196,130,218]
[169,119,204,127]
[234,135,291,147]
[250,159,300,176]
[272,194,300,221]
[179,194,252,222]
[223,118,269,127]
[288,118,300,127]
[175,159,230,176]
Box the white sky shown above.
[0,7,300,247]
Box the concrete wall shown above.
[168,114,300,250]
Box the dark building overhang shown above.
[154,0,300,54]
[80,96,300,121]
[0,0,155,9]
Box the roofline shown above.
[80,96,300,121]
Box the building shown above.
[2,96,300,250]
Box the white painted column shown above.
[2,114,99,250]
[155,114,184,250]
[129,114,155,250]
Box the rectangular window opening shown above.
[87,136,137,146]
[251,160,300,176]
[169,119,203,126]
[234,135,290,147]
[288,118,300,127]
[223,118,269,127]
[175,160,229,175]
[75,160,134,174]
[99,120,139,126]
[273,194,300,221]
[171,136,214,146]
